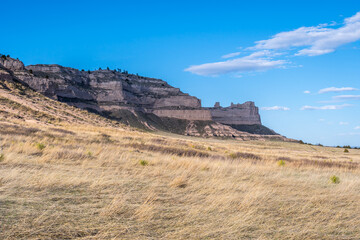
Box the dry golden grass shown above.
[0,120,360,239]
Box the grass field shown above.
[1,119,360,239]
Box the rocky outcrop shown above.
[0,56,283,138]
[12,62,201,116]
[0,56,25,71]
[208,101,261,125]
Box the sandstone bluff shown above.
[0,56,287,140]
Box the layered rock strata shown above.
[0,56,279,137]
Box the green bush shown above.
[139,160,148,166]
[0,154,4,162]
[344,148,349,153]
[277,160,285,166]
[207,146,212,151]
[35,143,46,151]
[330,175,340,184]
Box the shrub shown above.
[207,146,212,151]
[0,154,4,162]
[139,160,148,166]
[35,143,46,151]
[87,151,93,157]
[29,69,33,74]
[344,149,349,153]
[277,160,285,166]
[330,175,340,184]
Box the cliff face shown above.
[209,101,261,125]
[15,63,201,113]
[0,56,279,137]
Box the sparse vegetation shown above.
[1,80,360,239]
[344,148,349,153]
[0,154,4,162]
[277,159,286,166]
[139,159,149,166]
[330,175,340,184]
[35,142,46,150]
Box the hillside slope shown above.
[0,56,289,141]
[0,80,359,239]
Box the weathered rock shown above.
[208,101,261,125]
[0,57,282,138]
[0,57,25,71]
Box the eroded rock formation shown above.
[0,56,283,138]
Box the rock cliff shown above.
[0,56,283,138]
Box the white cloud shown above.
[186,12,360,76]
[354,126,360,130]
[261,106,290,111]
[318,118,325,122]
[318,87,358,94]
[185,53,286,76]
[345,12,360,24]
[333,95,360,100]
[300,104,351,110]
[253,12,360,56]
[222,52,242,59]
[339,121,349,125]
[304,90,311,94]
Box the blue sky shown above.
[1,0,360,146]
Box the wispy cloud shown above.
[261,106,290,111]
[304,90,311,94]
[318,87,358,94]
[186,12,360,76]
[339,121,349,125]
[355,126,360,130]
[185,51,286,76]
[300,104,351,110]
[333,95,360,100]
[221,52,242,59]
[253,12,360,56]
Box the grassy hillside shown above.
[1,75,360,239]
